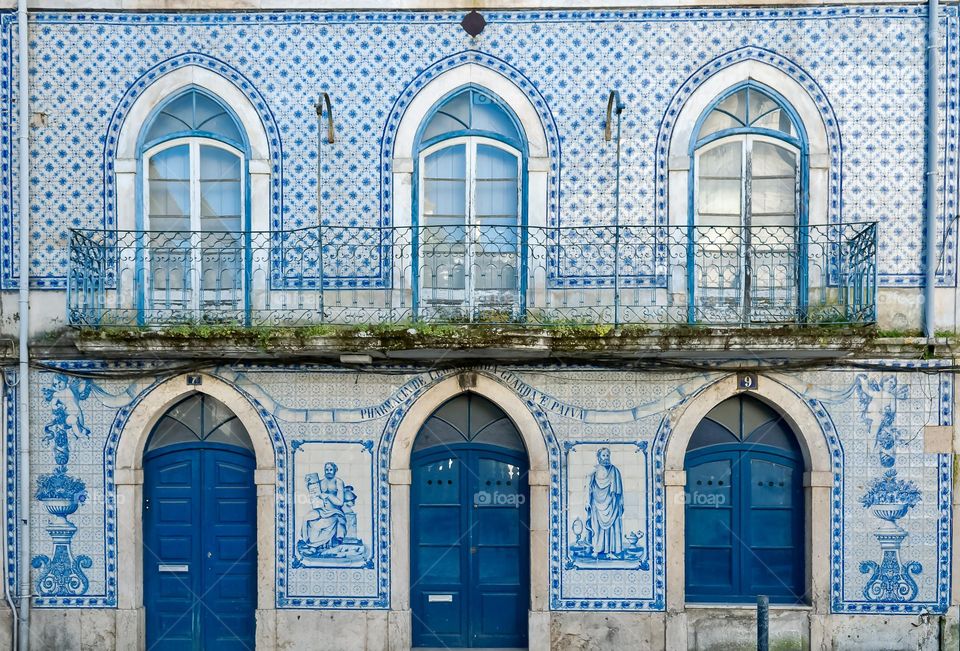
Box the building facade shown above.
[0,1,958,649]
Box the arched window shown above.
[415,87,526,321]
[139,89,248,321]
[690,83,806,325]
[684,395,805,604]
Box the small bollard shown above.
[757,594,769,651]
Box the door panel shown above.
[684,447,803,604]
[144,444,256,651]
[411,446,529,648]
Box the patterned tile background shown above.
[14,363,953,613]
[0,6,957,288]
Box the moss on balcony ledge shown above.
[60,321,928,364]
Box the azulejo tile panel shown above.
[8,362,954,613]
[0,6,957,288]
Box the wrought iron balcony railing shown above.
[68,222,877,329]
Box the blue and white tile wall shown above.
[0,6,957,288]
[11,363,953,613]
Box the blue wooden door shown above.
[683,395,805,604]
[144,442,257,650]
[411,444,529,648]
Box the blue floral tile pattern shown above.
[0,7,956,288]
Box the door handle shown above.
[470,546,477,555]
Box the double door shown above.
[411,444,529,648]
[143,442,257,650]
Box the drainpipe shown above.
[16,0,30,648]
[924,0,939,338]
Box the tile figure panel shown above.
[7,363,953,613]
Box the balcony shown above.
[68,223,877,330]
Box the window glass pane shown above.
[699,111,740,139]
[747,88,779,124]
[415,457,460,504]
[421,92,471,141]
[206,417,254,450]
[751,142,796,222]
[475,145,519,228]
[752,108,796,137]
[716,89,748,124]
[147,416,201,450]
[412,418,468,452]
[471,92,521,142]
[703,398,742,437]
[467,394,504,435]
[193,94,243,143]
[432,395,471,438]
[423,145,467,222]
[687,419,739,450]
[472,418,525,451]
[750,459,796,507]
[148,145,191,230]
[147,394,253,452]
[697,141,742,219]
[144,91,243,145]
[752,141,797,178]
[421,112,465,142]
[686,459,733,509]
[145,93,194,143]
[422,145,467,293]
[199,146,242,230]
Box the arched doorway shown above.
[411,392,530,648]
[684,394,805,604]
[142,393,258,650]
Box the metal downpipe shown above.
[16,0,31,648]
[924,0,939,337]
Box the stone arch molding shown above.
[659,373,836,622]
[384,52,560,231]
[111,372,278,650]
[104,54,281,233]
[655,47,840,229]
[383,370,556,651]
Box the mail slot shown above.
[158,564,189,573]
[427,594,453,603]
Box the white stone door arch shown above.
[112,373,277,650]
[661,373,834,647]
[387,371,552,651]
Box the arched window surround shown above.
[661,374,835,647]
[411,85,531,319]
[687,80,809,230]
[685,79,814,324]
[112,63,273,235]
[136,86,251,233]
[133,87,253,323]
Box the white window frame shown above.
[693,133,800,323]
[418,135,522,317]
[142,136,247,316]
